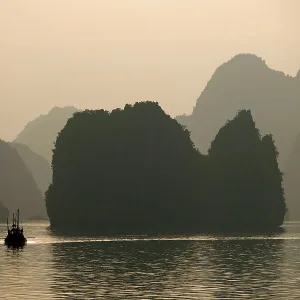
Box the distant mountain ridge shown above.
[14,106,79,163]
[176,53,300,165]
[176,53,300,219]
[0,140,46,219]
[10,142,52,194]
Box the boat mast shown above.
[6,218,9,233]
[17,209,19,228]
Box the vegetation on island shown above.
[46,102,286,234]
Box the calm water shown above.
[1,222,300,299]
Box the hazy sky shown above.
[1,0,299,141]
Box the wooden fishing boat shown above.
[5,209,27,247]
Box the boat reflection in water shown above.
[5,209,27,248]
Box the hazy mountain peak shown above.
[48,106,78,115]
[209,53,291,85]
[177,53,300,165]
[14,106,80,162]
[220,53,267,68]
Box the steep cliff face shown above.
[176,54,300,166]
[14,106,79,163]
[0,140,46,219]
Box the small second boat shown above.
[5,209,27,247]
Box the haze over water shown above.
[1,221,300,299]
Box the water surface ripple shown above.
[1,221,300,299]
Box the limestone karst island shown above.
[46,101,286,234]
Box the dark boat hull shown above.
[5,235,27,247]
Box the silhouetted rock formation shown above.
[46,102,205,233]
[176,53,300,166]
[208,110,286,229]
[0,202,9,222]
[14,106,79,163]
[46,102,285,234]
[0,140,46,219]
[10,142,51,194]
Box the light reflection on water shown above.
[1,221,300,299]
